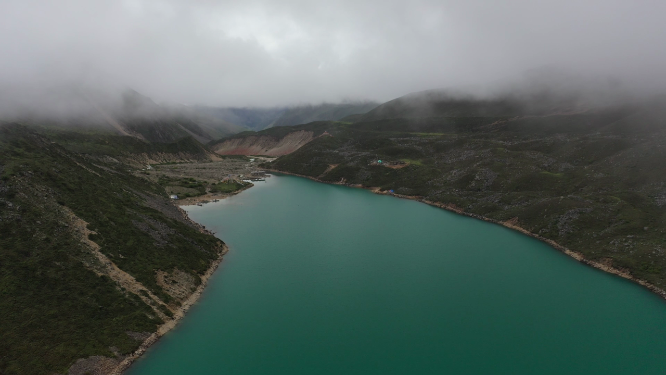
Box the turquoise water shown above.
[129,174,666,374]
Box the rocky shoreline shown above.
[109,244,228,375]
[265,169,666,302]
[103,182,256,374]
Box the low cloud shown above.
[1,0,665,107]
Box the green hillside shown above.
[262,94,666,291]
[0,123,223,374]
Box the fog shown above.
[1,0,665,108]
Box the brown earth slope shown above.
[211,130,314,156]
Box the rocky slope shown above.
[211,129,316,156]
[0,124,225,375]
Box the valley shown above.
[2,90,666,375]
[4,1,666,374]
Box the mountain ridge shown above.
[243,92,666,297]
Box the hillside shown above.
[251,93,666,292]
[209,122,332,156]
[3,88,247,144]
[119,90,245,143]
[355,89,617,123]
[191,102,378,132]
[271,102,378,127]
[0,123,224,375]
[191,106,286,131]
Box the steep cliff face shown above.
[211,130,315,156]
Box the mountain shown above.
[0,87,247,144]
[0,123,224,374]
[355,88,622,123]
[210,122,331,156]
[206,102,378,156]
[357,91,524,122]
[169,108,246,141]
[222,91,666,294]
[119,90,246,143]
[191,106,286,131]
[270,102,378,127]
[190,102,378,132]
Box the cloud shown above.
[1,0,665,106]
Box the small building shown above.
[169,194,179,200]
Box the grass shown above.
[157,175,249,197]
[210,181,246,193]
[159,176,208,197]
[400,158,424,166]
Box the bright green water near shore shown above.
[129,174,666,374]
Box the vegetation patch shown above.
[210,181,246,194]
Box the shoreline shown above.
[110,183,256,374]
[173,183,254,207]
[99,174,324,373]
[265,168,666,302]
[109,183,254,375]
[106,167,665,373]
[109,245,229,374]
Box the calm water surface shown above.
[129,174,666,374]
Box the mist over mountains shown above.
[0,83,381,143]
[2,0,666,107]
[3,1,666,374]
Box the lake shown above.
[128,174,666,374]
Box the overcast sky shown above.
[1,0,665,107]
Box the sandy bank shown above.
[264,168,666,302]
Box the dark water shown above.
[129,174,666,374]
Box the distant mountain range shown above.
[191,101,379,131]
[0,86,378,144]
[271,102,379,127]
